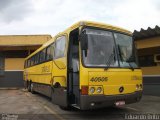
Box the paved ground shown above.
[0,89,160,120]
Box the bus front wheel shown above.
[30,83,36,94]
[59,106,72,110]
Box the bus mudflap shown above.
[51,87,68,107]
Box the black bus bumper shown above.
[80,91,142,110]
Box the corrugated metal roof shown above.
[133,25,160,40]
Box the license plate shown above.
[115,101,125,106]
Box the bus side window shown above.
[34,54,37,64]
[46,46,51,60]
[50,43,54,59]
[37,53,40,64]
[34,53,39,65]
[30,57,34,66]
[33,55,36,65]
[39,48,46,63]
[46,43,54,60]
[27,59,30,67]
[54,36,66,59]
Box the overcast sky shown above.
[0,0,159,36]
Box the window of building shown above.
[54,36,66,59]
[156,54,160,61]
[139,55,156,67]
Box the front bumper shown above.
[80,91,142,110]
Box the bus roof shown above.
[25,21,132,60]
[63,21,132,35]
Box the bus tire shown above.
[30,82,36,94]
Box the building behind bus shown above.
[0,35,52,87]
[133,25,160,96]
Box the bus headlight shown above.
[90,87,95,94]
[97,87,102,93]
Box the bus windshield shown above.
[82,28,138,68]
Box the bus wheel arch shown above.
[53,82,61,88]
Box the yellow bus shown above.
[24,21,143,110]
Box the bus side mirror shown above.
[80,33,88,50]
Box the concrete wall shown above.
[0,71,23,88]
[141,66,160,75]
[0,58,24,88]
[143,76,160,96]
[135,36,160,49]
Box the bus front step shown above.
[71,104,80,109]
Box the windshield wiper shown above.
[128,62,134,71]
[117,45,123,63]
[117,45,134,71]
[104,53,115,70]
